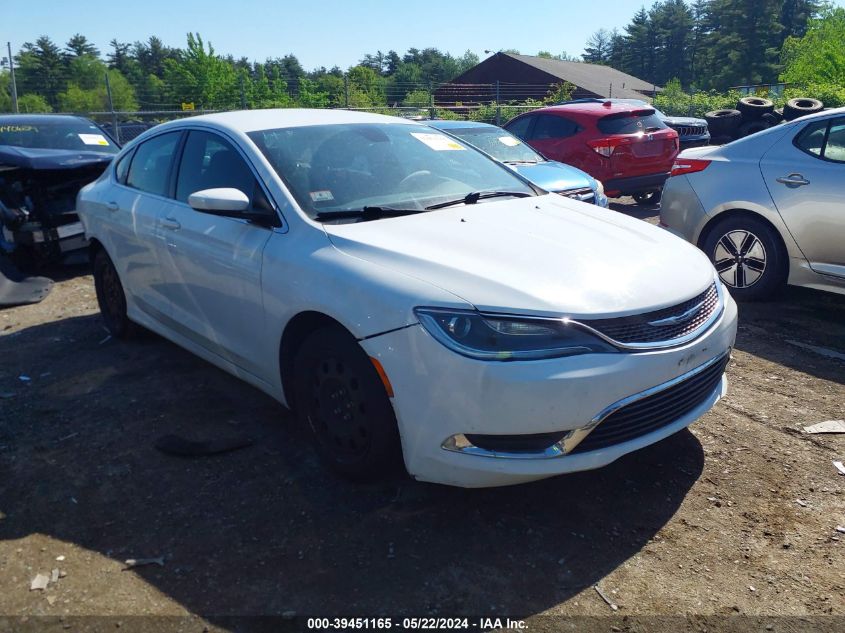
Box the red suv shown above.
[504,102,679,204]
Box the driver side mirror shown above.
[188,187,279,228]
[188,188,250,213]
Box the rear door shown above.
[522,114,580,163]
[759,116,845,280]
[110,130,183,322]
[598,110,677,177]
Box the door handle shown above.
[776,173,810,187]
[160,217,181,230]
[106,201,119,212]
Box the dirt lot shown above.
[1,200,844,632]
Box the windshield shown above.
[248,123,536,220]
[439,127,543,164]
[0,119,119,153]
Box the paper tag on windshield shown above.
[410,132,465,151]
[78,133,110,146]
[498,136,521,146]
[310,190,334,202]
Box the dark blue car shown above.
[426,120,608,207]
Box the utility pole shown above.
[7,42,19,113]
[495,80,501,126]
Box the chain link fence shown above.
[1,66,572,144]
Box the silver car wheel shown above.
[713,230,767,288]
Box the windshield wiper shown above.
[504,160,541,165]
[425,190,533,210]
[314,206,425,221]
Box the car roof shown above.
[0,114,95,125]
[530,101,656,117]
[152,108,420,134]
[426,119,497,130]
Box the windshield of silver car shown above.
[247,123,538,220]
[442,127,543,164]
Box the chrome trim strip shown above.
[440,350,730,460]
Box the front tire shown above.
[702,216,787,301]
[293,326,402,480]
[93,249,137,338]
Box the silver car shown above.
[660,107,845,300]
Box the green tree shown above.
[64,34,99,60]
[0,72,12,111]
[544,81,575,104]
[691,0,783,88]
[163,33,238,109]
[583,28,613,63]
[623,7,652,80]
[347,65,386,105]
[15,36,65,108]
[781,7,845,84]
[17,93,52,113]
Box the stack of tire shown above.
[704,96,824,145]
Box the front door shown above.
[157,129,274,377]
[760,116,845,279]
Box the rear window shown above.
[598,110,667,135]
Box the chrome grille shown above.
[670,124,707,137]
[558,187,595,204]
[583,283,720,345]
[571,353,729,454]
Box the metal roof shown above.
[453,53,659,102]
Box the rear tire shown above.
[701,215,788,301]
[93,249,137,338]
[293,326,403,480]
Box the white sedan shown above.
[78,109,737,488]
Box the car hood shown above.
[663,116,708,128]
[324,195,714,319]
[0,146,116,170]
[509,161,595,193]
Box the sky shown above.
[0,0,706,70]
[5,0,845,71]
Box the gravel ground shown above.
[1,199,844,632]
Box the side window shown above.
[125,132,181,196]
[822,118,845,162]
[794,120,828,157]
[505,116,533,140]
[114,148,134,184]
[530,115,579,140]
[176,130,259,207]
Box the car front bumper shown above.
[679,134,711,150]
[362,294,738,487]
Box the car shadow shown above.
[732,285,845,385]
[1,313,704,622]
[610,199,660,222]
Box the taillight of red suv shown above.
[586,136,630,157]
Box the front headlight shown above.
[414,308,618,361]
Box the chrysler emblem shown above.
[647,301,704,327]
